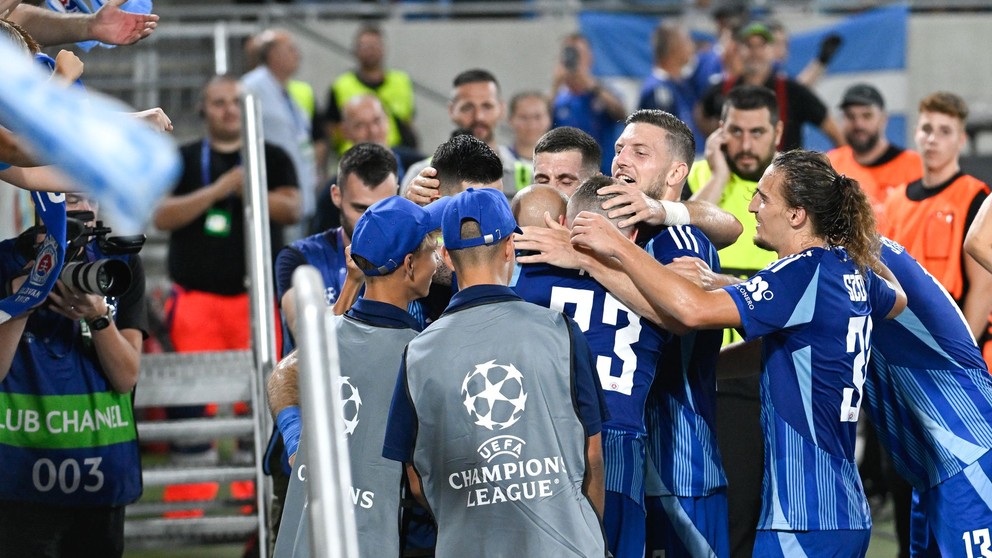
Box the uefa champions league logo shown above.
[338,376,362,436]
[461,361,528,431]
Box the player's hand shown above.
[597,181,667,228]
[48,280,107,322]
[514,212,581,269]
[88,0,158,46]
[405,166,440,206]
[215,166,244,198]
[53,50,84,84]
[667,256,717,290]
[342,245,364,283]
[704,128,731,180]
[0,0,21,18]
[131,107,173,132]
[570,211,630,261]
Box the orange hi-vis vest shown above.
[881,173,990,300]
[828,146,923,226]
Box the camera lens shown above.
[60,260,131,297]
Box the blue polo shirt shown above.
[383,284,609,462]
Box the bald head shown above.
[511,184,569,228]
[342,94,388,146]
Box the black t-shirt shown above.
[700,75,828,152]
[167,140,298,295]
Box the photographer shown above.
[0,192,147,557]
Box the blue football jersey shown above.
[865,238,992,490]
[643,226,728,497]
[723,246,897,531]
[512,261,669,504]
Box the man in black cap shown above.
[697,21,844,151]
[828,83,922,221]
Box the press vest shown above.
[827,146,922,226]
[404,301,606,557]
[332,70,415,149]
[881,174,990,300]
[0,240,141,507]
[336,315,415,558]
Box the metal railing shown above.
[292,265,360,558]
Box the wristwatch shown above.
[86,306,113,332]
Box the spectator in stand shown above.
[639,21,704,153]
[402,69,520,199]
[551,33,627,176]
[765,19,843,88]
[828,83,922,225]
[882,91,992,368]
[696,21,844,151]
[311,94,423,235]
[152,74,299,515]
[327,24,417,152]
[504,90,552,191]
[242,28,317,233]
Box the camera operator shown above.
[0,192,147,557]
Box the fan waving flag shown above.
[0,35,182,235]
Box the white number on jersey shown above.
[840,316,871,422]
[550,286,640,395]
[964,528,992,558]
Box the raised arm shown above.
[10,0,157,47]
[571,211,741,330]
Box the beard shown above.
[727,150,774,183]
[847,130,880,155]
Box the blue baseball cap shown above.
[350,196,450,276]
[441,188,522,250]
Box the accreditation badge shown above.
[204,208,232,237]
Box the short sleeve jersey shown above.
[722,247,897,531]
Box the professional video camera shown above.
[14,210,145,297]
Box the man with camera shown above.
[551,33,627,176]
[0,191,148,557]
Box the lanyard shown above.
[201,139,240,188]
[0,192,67,324]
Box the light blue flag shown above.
[0,36,182,235]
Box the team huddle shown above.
[266,86,992,558]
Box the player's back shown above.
[642,226,727,497]
[726,247,896,531]
[865,238,992,490]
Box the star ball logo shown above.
[338,376,362,436]
[461,361,527,431]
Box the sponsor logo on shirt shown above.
[736,276,774,309]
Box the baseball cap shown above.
[839,83,885,109]
[442,188,522,250]
[350,196,450,277]
[737,21,774,43]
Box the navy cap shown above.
[351,196,450,276]
[840,83,885,109]
[441,188,522,250]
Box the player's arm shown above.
[597,181,743,250]
[717,339,762,379]
[962,253,992,340]
[10,0,157,47]
[666,256,743,290]
[872,261,907,320]
[405,464,428,509]
[572,211,741,330]
[153,167,244,231]
[267,351,302,465]
[818,114,845,147]
[964,194,992,275]
[578,254,689,335]
[332,245,364,316]
[583,432,605,520]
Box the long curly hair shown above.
[772,149,880,271]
